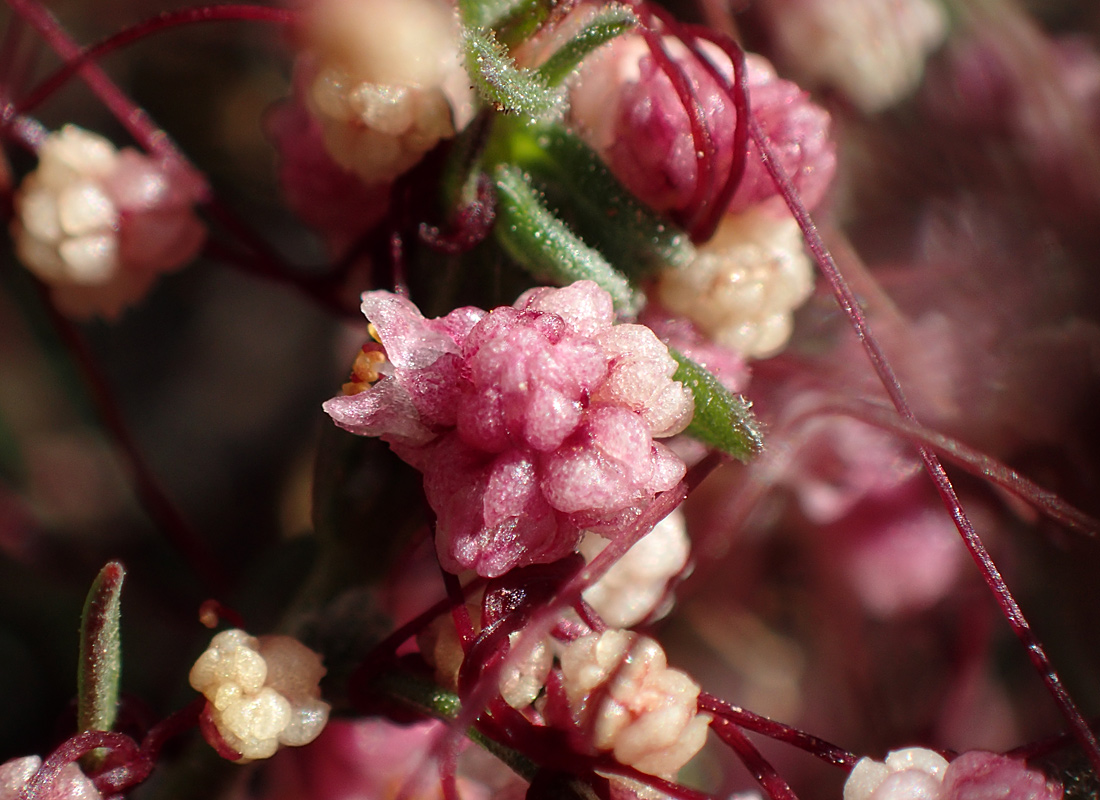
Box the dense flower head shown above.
[0,757,100,800]
[845,748,1062,800]
[556,630,711,779]
[759,0,949,113]
[11,124,206,319]
[297,0,472,186]
[657,206,815,358]
[569,38,836,223]
[189,629,331,761]
[579,507,691,628]
[324,281,694,576]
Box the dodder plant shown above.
[0,0,1098,799]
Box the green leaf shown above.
[671,350,763,462]
[463,26,566,122]
[493,163,641,314]
[458,0,548,39]
[505,123,695,276]
[536,4,637,86]
[78,561,124,768]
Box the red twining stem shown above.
[748,115,1100,775]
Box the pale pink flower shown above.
[556,629,712,779]
[845,749,1061,800]
[569,39,835,225]
[324,281,693,576]
[258,718,491,800]
[11,125,206,319]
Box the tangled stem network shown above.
[1,0,1099,800]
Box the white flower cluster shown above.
[844,748,949,800]
[657,208,815,358]
[766,0,948,113]
[13,126,124,288]
[579,509,691,628]
[301,0,471,185]
[189,629,330,761]
[11,125,205,318]
[0,756,100,800]
[559,630,711,779]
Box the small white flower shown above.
[301,0,472,185]
[558,630,711,779]
[657,207,815,359]
[580,509,691,628]
[189,629,330,761]
[844,747,950,800]
[764,0,948,113]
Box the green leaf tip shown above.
[672,350,763,462]
[78,561,125,744]
[536,4,638,87]
[463,26,566,123]
[492,163,641,315]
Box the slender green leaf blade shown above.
[78,562,125,750]
[671,350,763,462]
[513,123,696,275]
[464,27,565,122]
[536,5,637,86]
[493,163,640,313]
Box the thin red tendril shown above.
[749,115,1100,774]
[710,716,801,800]
[699,692,858,768]
[12,5,295,118]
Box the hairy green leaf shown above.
[493,163,640,313]
[536,4,637,86]
[78,561,124,767]
[506,123,695,276]
[464,27,565,122]
[671,350,763,462]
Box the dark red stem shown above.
[749,116,1100,774]
[699,692,857,768]
[13,5,295,118]
[18,731,143,800]
[38,288,228,594]
[710,716,800,800]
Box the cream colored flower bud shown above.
[301,0,472,186]
[657,207,814,359]
[766,0,948,113]
[844,748,950,800]
[189,629,330,761]
[559,630,711,779]
[580,509,690,629]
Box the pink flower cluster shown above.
[324,281,694,577]
[570,40,835,223]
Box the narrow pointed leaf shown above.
[464,27,565,122]
[78,561,125,755]
[458,0,549,42]
[505,123,695,275]
[671,350,763,462]
[536,4,637,86]
[493,163,640,313]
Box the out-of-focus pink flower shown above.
[569,39,835,223]
[296,0,473,186]
[10,125,206,319]
[324,281,694,576]
[0,756,100,800]
[259,718,491,800]
[265,77,390,255]
[759,0,948,113]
